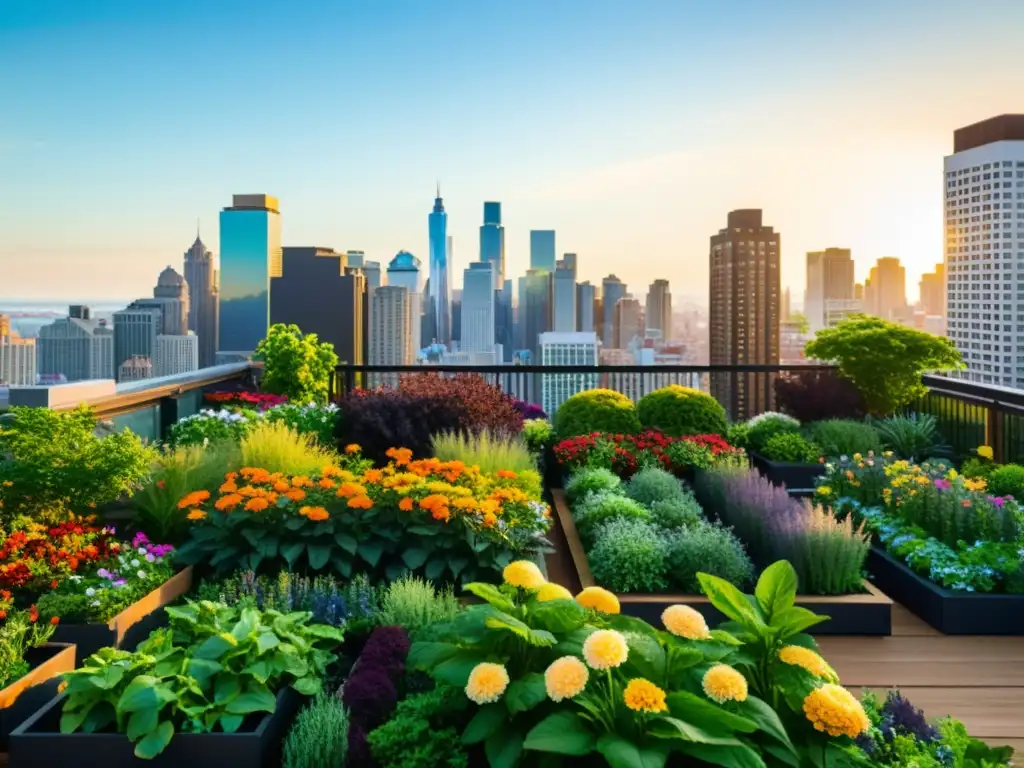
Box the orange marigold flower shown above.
[187,509,207,521]
[291,476,313,488]
[344,443,361,454]
[318,478,336,489]
[399,497,414,512]
[497,470,517,479]
[237,485,258,497]
[245,497,270,512]
[419,494,450,511]
[215,494,243,511]
[273,481,291,492]
[28,605,38,623]
[386,447,413,466]
[347,495,373,510]
[285,489,307,502]
[431,507,451,523]
[483,512,498,527]
[336,482,366,498]
[479,499,501,515]
[299,505,330,522]
[362,469,384,484]
[218,480,239,493]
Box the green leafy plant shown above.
[745,412,802,453]
[874,413,950,460]
[565,467,622,505]
[761,433,822,464]
[804,314,964,415]
[636,385,728,437]
[984,464,1024,499]
[665,522,755,592]
[589,518,668,592]
[573,494,651,544]
[0,405,155,520]
[254,323,339,405]
[59,601,343,759]
[378,575,462,638]
[431,430,536,475]
[265,402,341,448]
[552,388,641,439]
[167,408,258,448]
[624,467,685,507]
[649,495,705,529]
[808,419,881,458]
[239,421,342,476]
[282,692,349,768]
[367,685,469,768]
[0,605,58,689]
[520,419,554,456]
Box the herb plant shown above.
[588,517,669,592]
[762,433,822,464]
[367,685,469,768]
[377,575,461,638]
[282,692,349,768]
[0,599,58,689]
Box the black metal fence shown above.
[917,374,1024,464]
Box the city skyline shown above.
[4,1,1024,302]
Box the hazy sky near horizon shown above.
[2,0,1023,304]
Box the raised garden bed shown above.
[866,546,1024,635]
[0,643,76,750]
[50,567,193,663]
[749,450,824,492]
[8,686,300,768]
[549,489,892,635]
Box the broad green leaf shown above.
[134,720,174,760]
[597,733,670,768]
[402,545,430,570]
[771,606,828,639]
[117,676,170,712]
[697,573,764,630]
[307,543,332,570]
[448,555,470,578]
[407,524,440,536]
[194,632,238,661]
[407,641,461,671]
[434,651,488,687]
[220,714,244,733]
[292,676,322,696]
[462,582,516,612]
[625,633,666,684]
[214,673,241,704]
[256,632,280,654]
[225,686,277,715]
[86,664,125,690]
[358,541,383,567]
[530,599,586,634]
[424,556,446,581]
[280,541,305,566]
[505,673,547,716]
[528,629,557,647]
[736,696,798,761]
[485,724,524,768]
[462,703,506,744]
[523,711,596,756]
[126,707,159,741]
[665,691,757,734]
[334,531,358,553]
[230,608,259,641]
[164,604,199,624]
[187,658,223,683]
[755,561,798,621]
[257,534,279,558]
[59,707,89,733]
[82,704,116,733]
[649,716,743,746]
[676,742,767,768]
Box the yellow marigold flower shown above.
[623,678,668,713]
[299,505,330,522]
[582,629,629,670]
[452,497,477,510]
[347,495,373,510]
[702,664,748,704]
[778,645,836,680]
[977,445,994,460]
[344,444,361,454]
[816,485,832,496]
[244,497,270,512]
[802,684,870,738]
[336,482,367,498]
[544,656,588,702]
[186,509,207,521]
[465,662,509,705]
[536,583,574,602]
[852,453,862,462]
[215,493,243,511]
[479,499,500,515]
[503,560,546,589]
[662,605,711,640]
[575,586,620,615]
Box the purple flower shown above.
[934,478,951,491]
[149,544,174,558]
[132,532,150,547]
[989,495,1006,508]
[112,578,128,588]
[145,553,156,562]
[96,568,112,579]
[880,691,938,742]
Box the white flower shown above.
[137,547,147,556]
[85,587,95,596]
[137,570,146,579]
[131,559,140,567]
[91,600,101,606]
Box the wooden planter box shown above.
[867,547,1024,635]
[749,451,824,493]
[0,644,76,750]
[51,567,193,664]
[550,490,892,636]
[9,686,301,768]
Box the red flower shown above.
[28,605,38,623]
[50,616,60,626]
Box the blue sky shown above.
[2,0,1023,302]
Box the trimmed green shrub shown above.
[367,685,468,768]
[745,412,801,453]
[574,494,651,542]
[987,464,1024,499]
[282,692,348,768]
[726,422,752,450]
[962,457,996,480]
[807,419,881,458]
[625,467,685,507]
[589,518,668,592]
[636,385,727,437]
[665,523,754,592]
[553,388,641,439]
[565,467,622,504]
[377,576,461,638]
[649,495,705,530]
[761,432,821,463]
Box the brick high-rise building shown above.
[709,209,780,420]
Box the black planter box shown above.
[9,687,302,768]
[749,451,824,492]
[0,644,76,750]
[867,547,1024,635]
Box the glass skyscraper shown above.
[479,201,505,289]
[530,230,556,272]
[601,274,626,348]
[218,194,281,359]
[427,187,451,346]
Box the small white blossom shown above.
[137,570,146,579]
[85,587,95,596]
[131,559,140,567]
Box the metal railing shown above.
[917,374,1024,463]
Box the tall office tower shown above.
[0,325,36,386]
[576,282,596,332]
[945,115,1024,386]
[918,263,946,315]
[364,261,382,296]
[149,266,190,335]
[270,247,365,366]
[523,269,553,359]
[709,209,780,420]
[113,306,162,382]
[863,257,907,321]
[461,262,496,353]
[600,275,626,348]
[346,250,366,268]
[495,279,514,362]
[479,202,506,289]
[426,186,451,347]
[451,289,462,345]
[183,233,219,368]
[559,253,578,278]
[781,287,792,323]
[155,333,199,377]
[553,262,577,332]
[369,286,415,387]
[854,282,864,300]
[539,331,599,416]
[613,297,642,349]
[804,248,855,332]
[119,355,152,382]
[218,194,282,361]
[644,279,672,340]
[530,230,556,272]
[37,307,114,382]
[387,251,422,355]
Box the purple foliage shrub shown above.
[358,625,411,680]
[336,390,463,463]
[775,369,865,422]
[514,400,547,421]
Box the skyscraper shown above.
[523,269,553,359]
[709,209,780,420]
[0,320,36,386]
[461,261,496,354]
[600,275,626,348]
[479,202,505,288]
[530,230,556,272]
[113,306,161,382]
[370,286,415,366]
[426,186,451,346]
[576,282,596,332]
[945,115,1024,386]
[155,334,199,377]
[269,247,365,366]
[37,307,114,382]
[218,194,281,360]
[183,233,219,368]
[863,257,907,321]
[644,279,672,340]
[804,248,855,332]
[539,331,599,416]
[148,266,189,335]
[613,298,642,349]
[918,263,945,316]
[552,261,577,332]
[387,250,423,355]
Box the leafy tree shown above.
[254,324,339,404]
[804,315,962,415]
[789,312,810,334]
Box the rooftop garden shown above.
[0,320,1017,765]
